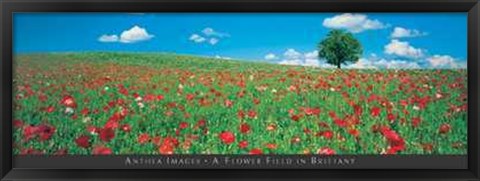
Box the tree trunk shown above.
[337,62,341,69]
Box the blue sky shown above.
[14,13,467,69]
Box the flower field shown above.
[13,53,467,155]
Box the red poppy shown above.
[152,136,162,145]
[186,94,195,101]
[121,124,131,132]
[291,114,302,121]
[238,140,248,149]
[23,125,38,141]
[163,137,179,147]
[237,90,245,98]
[224,99,234,108]
[237,80,246,88]
[412,117,421,127]
[266,124,276,131]
[138,133,150,144]
[38,94,48,102]
[249,148,263,155]
[219,131,235,144]
[253,98,261,105]
[328,111,337,119]
[158,144,174,155]
[179,122,189,129]
[54,149,68,155]
[240,123,251,134]
[318,122,330,128]
[158,137,177,155]
[46,106,55,113]
[291,136,301,143]
[371,124,383,133]
[350,105,361,116]
[247,110,257,119]
[165,110,174,117]
[381,127,405,154]
[348,129,360,137]
[237,110,245,119]
[322,130,334,139]
[303,128,311,134]
[81,108,90,116]
[334,118,347,128]
[60,95,77,108]
[143,94,156,102]
[104,120,119,130]
[439,123,451,134]
[317,147,336,155]
[132,92,140,99]
[399,100,408,107]
[92,146,112,155]
[75,135,91,148]
[304,107,321,116]
[37,124,56,141]
[266,143,277,149]
[156,94,165,101]
[20,148,43,155]
[387,113,396,122]
[167,102,177,108]
[99,128,115,142]
[87,126,99,135]
[13,119,24,128]
[370,107,381,117]
[197,119,206,127]
[422,143,434,152]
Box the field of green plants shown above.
[13,52,467,155]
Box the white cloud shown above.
[304,50,320,67]
[273,49,423,69]
[270,48,465,70]
[323,13,387,33]
[283,49,303,59]
[345,58,379,69]
[98,34,119,43]
[279,59,304,66]
[119,25,154,43]
[189,34,207,43]
[264,53,278,61]
[384,39,424,59]
[338,54,465,69]
[214,55,232,60]
[376,59,421,69]
[269,48,467,70]
[202,27,230,38]
[391,27,427,38]
[304,50,318,60]
[98,26,154,43]
[277,49,325,67]
[190,27,229,45]
[278,49,309,66]
[427,55,466,69]
[202,28,215,36]
[209,38,219,45]
[345,57,421,69]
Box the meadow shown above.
[13,52,468,155]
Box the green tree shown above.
[318,30,363,69]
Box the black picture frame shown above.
[1,0,479,180]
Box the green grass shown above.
[12,52,468,155]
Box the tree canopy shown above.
[318,30,363,69]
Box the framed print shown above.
[1,0,479,180]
